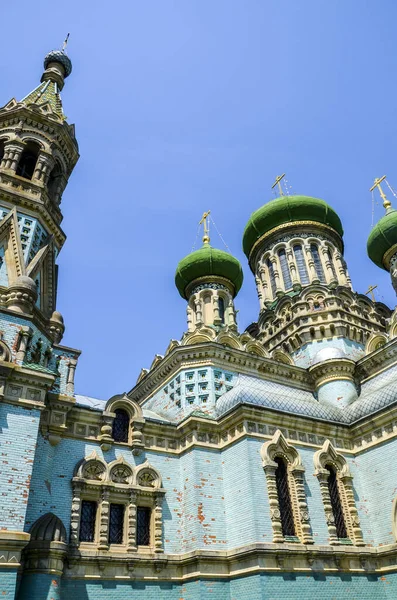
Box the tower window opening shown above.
[0,140,4,165]
[274,456,296,537]
[47,161,62,202]
[218,296,225,323]
[326,465,348,539]
[293,244,309,285]
[112,408,129,443]
[278,249,292,290]
[16,142,40,180]
[310,243,326,283]
[108,503,125,544]
[136,507,151,546]
[79,500,97,542]
[266,259,277,296]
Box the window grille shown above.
[218,297,225,323]
[108,503,125,544]
[266,259,277,296]
[310,244,326,283]
[79,500,97,542]
[327,249,338,280]
[136,507,151,546]
[326,465,348,539]
[275,457,296,537]
[293,244,309,285]
[112,408,129,443]
[278,249,292,290]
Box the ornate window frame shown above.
[313,440,364,546]
[70,452,165,553]
[260,430,313,544]
[99,394,145,455]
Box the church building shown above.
[1,46,397,600]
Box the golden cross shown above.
[199,210,211,243]
[272,173,286,196]
[365,284,378,302]
[62,33,70,52]
[370,175,391,210]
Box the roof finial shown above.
[199,210,211,244]
[370,175,392,211]
[62,33,70,53]
[272,173,286,196]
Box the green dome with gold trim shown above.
[367,208,397,270]
[243,195,344,259]
[175,243,243,300]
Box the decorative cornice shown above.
[186,275,235,298]
[308,358,356,389]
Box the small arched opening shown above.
[0,140,5,165]
[112,408,130,443]
[47,161,63,202]
[218,296,225,324]
[16,141,40,180]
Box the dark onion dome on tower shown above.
[175,243,243,300]
[44,50,72,78]
[367,206,397,269]
[242,195,344,260]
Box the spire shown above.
[20,39,72,119]
[199,210,211,244]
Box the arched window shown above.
[293,244,309,285]
[47,161,62,202]
[112,408,129,443]
[310,243,326,283]
[16,142,40,180]
[326,465,347,539]
[275,456,296,537]
[327,248,338,281]
[0,140,4,165]
[218,296,225,323]
[266,258,277,296]
[261,430,313,544]
[278,249,292,290]
[313,440,364,546]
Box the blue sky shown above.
[1,1,396,399]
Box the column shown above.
[263,465,284,543]
[390,252,397,296]
[69,484,82,546]
[194,295,203,326]
[213,292,221,325]
[315,470,339,545]
[259,267,271,304]
[127,491,137,552]
[287,247,300,288]
[33,152,54,183]
[292,467,313,544]
[340,474,365,546]
[227,297,237,330]
[304,244,318,283]
[154,495,164,553]
[15,326,31,363]
[334,252,349,287]
[3,141,24,171]
[187,305,194,332]
[271,256,283,296]
[98,488,110,550]
[66,359,77,396]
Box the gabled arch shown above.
[134,460,162,489]
[272,349,293,365]
[245,340,267,357]
[182,328,215,345]
[261,430,312,544]
[365,333,388,355]
[108,456,134,485]
[74,451,107,481]
[313,440,364,546]
[216,331,242,350]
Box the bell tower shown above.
[0,45,78,341]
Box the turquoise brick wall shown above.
[58,573,396,599]
[0,570,18,599]
[0,404,40,529]
[349,438,397,547]
[17,573,61,600]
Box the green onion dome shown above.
[175,243,243,300]
[367,207,397,270]
[243,195,344,259]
